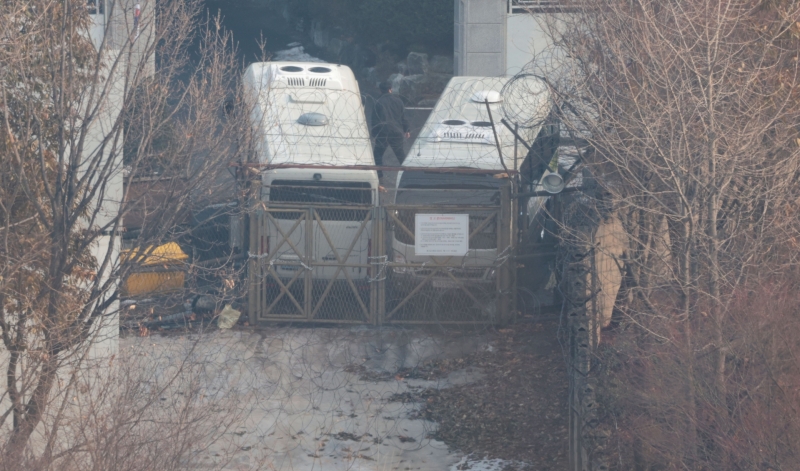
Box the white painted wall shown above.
[0,1,163,457]
[84,0,154,359]
[88,1,107,47]
[506,13,550,75]
[83,52,126,361]
[455,1,568,77]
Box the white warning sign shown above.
[414,214,469,256]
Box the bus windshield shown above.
[394,171,503,206]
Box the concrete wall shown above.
[506,13,550,75]
[455,1,567,77]
[83,51,126,360]
[89,0,154,76]
[454,0,507,76]
[85,0,157,359]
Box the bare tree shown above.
[0,0,253,467]
[533,0,800,468]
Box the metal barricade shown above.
[382,184,515,324]
[247,182,516,325]
[248,182,377,323]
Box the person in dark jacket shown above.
[371,82,410,177]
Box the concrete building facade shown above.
[85,0,154,358]
[455,0,561,76]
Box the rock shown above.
[406,52,429,75]
[396,74,425,103]
[217,304,241,329]
[192,294,216,315]
[364,67,380,87]
[425,73,452,91]
[329,37,344,56]
[339,42,371,71]
[429,55,454,74]
[398,73,451,105]
[273,46,323,63]
[310,20,328,48]
[396,61,408,76]
[388,73,404,93]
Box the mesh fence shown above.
[239,64,580,323]
[383,185,511,324]
[248,183,379,323]
[554,187,612,471]
[247,181,515,324]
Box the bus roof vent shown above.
[297,112,329,126]
[285,76,305,87]
[442,119,468,126]
[308,66,332,73]
[431,121,496,145]
[270,63,342,89]
[470,90,503,104]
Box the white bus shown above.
[391,75,558,289]
[243,62,378,286]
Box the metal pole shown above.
[514,123,519,173]
[484,99,510,176]
[513,122,523,249]
[370,206,377,325]
[248,214,257,325]
[497,184,512,325]
[500,118,532,151]
[236,163,516,175]
[513,186,583,199]
[513,122,519,176]
[304,209,313,319]
[377,206,386,325]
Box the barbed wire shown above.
[114,57,575,471]
[242,63,559,173]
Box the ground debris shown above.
[345,357,467,382]
[390,322,568,469]
[387,388,437,404]
[332,432,363,441]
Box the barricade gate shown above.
[247,183,516,325]
[248,205,377,323]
